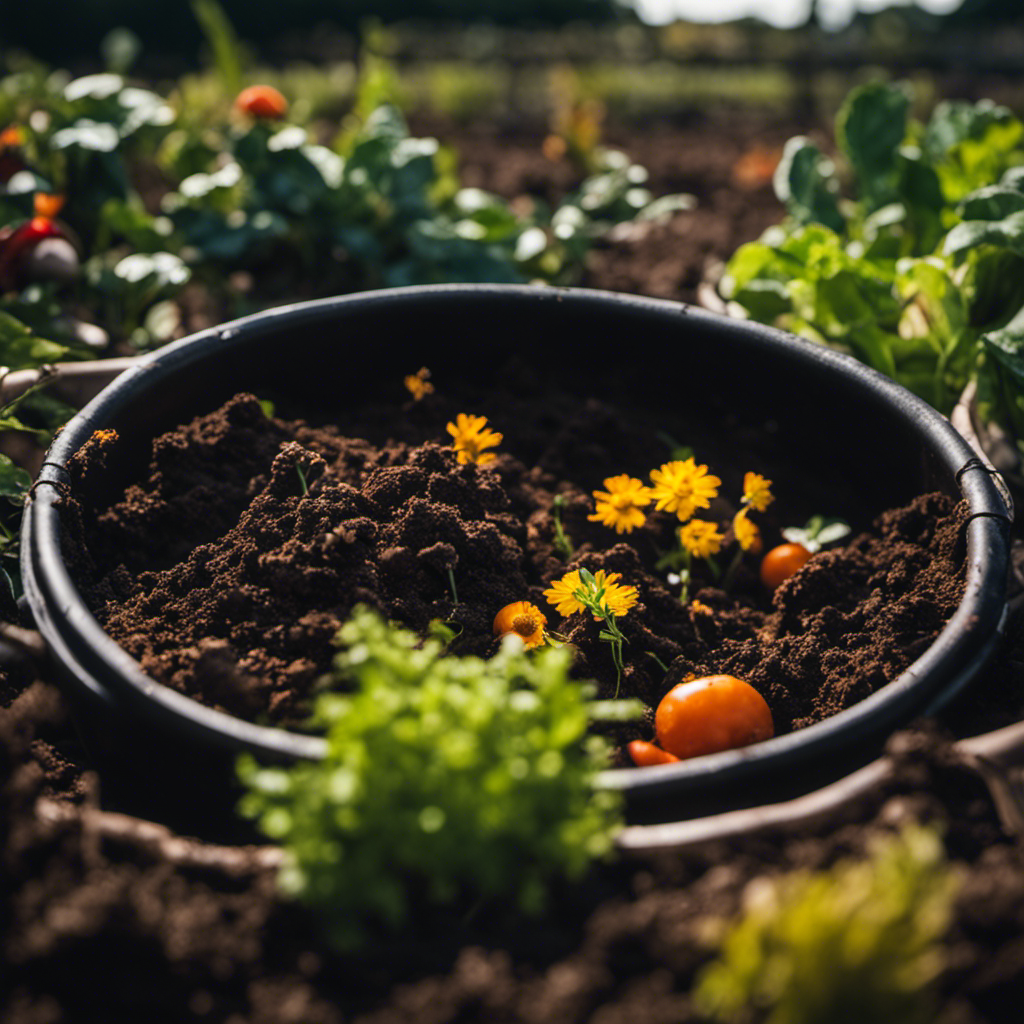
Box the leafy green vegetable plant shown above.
[695,826,960,1024]
[722,81,1024,460]
[238,606,622,949]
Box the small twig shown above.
[36,798,285,875]
[0,621,47,661]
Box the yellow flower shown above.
[733,508,762,553]
[543,568,638,619]
[588,474,652,534]
[446,413,503,465]
[679,519,724,559]
[649,458,721,522]
[404,367,434,401]
[742,471,774,513]
[492,601,547,648]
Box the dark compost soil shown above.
[66,388,964,762]
[3,112,1024,1024]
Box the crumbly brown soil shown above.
[66,390,965,762]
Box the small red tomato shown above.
[235,85,289,120]
[627,739,680,767]
[760,542,812,591]
[655,675,774,760]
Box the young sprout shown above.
[587,474,652,535]
[446,413,503,466]
[782,514,852,553]
[678,519,724,604]
[543,567,637,697]
[649,458,721,523]
[551,494,574,560]
[404,367,434,401]
[493,601,548,649]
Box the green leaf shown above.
[957,185,1024,222]
[0,311,69,369]
[0,454,31,497]
[772,137,843,231]
[978,306,1024,445]
[943,210,1024,258]
[924,98,1017,160]
[837,82,910,211]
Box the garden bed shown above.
[2,112,1023,1024]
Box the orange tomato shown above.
[235,85,289,120]
[627,739,680,767]
[760,542,812,591]
[655,675,773,760]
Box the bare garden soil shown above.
[69,391,963,758]
[3,111,1024,1024]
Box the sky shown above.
[630,0,965,31]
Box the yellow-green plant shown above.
[695,826,960,1024]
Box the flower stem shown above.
[680,550,692,605]
[446,567,459,606]
[722,546,744,591]
[552,495,574,560]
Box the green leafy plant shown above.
[722,81,1024,459]
[694,826,959,1024]
[238,606,622,949]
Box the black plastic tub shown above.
[20,285,1014,830]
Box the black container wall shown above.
[21,285,1014,830]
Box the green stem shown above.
[552,495,573,560]
[295,461,309,496]
[680,550,692,605]
[645,651,669,673]
[721,545,744,591]
[447,567,459,606]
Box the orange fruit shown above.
[655,675,774,760]
[760,542,812,591]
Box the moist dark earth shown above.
[70,392,964,757]
[3,112,1024,1024]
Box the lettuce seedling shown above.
[695,826,959,1024]
[238,606,621,949]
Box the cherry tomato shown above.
[760,542,812,591]
[235,85,289,120]
[655,675,774,760]
[627,739,680,767]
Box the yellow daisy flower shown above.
[446,413,503,465]
[679,519,724,559]
[649,458,721,522]
[742,471,774,513]
[404,367,434,401]
[733,508,762,553]
[543,568,638,619]
[588,474,652,534]
[602,574,640,617]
